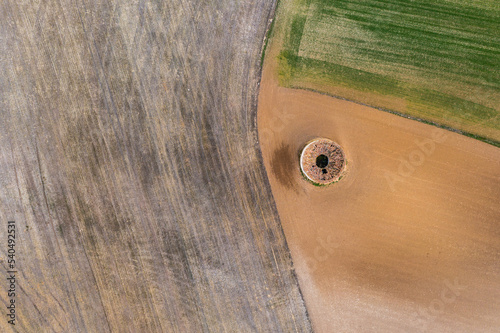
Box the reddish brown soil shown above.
[258,40,500,332]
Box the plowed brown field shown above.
[258,41,500,332]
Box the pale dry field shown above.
[258,42,500,332]
[0,0,313,332]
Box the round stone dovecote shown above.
[300,138,346,185]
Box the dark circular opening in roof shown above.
[316,154,329,168]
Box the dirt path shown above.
[258,36,500,332]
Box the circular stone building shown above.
[300,138,346,185]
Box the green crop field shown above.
[275,0,500,144]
